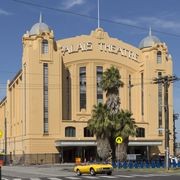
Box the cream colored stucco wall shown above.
[0,27,174,162]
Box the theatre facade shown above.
[0,17,174,164]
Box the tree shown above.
[88,103,112,161]
[88,66,137,162]
[115,110,137,161]
[101,66,123,115]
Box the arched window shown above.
[84,127,93,137]
[42,40,48,54]
[136,127,145,137]
[65,126,76,137]
[157,51,162,64]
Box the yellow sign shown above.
[0,130,3,139]
[115,136,123,144]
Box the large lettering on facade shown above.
[60,41,139,61]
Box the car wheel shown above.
[90,168,96,176]
[76,169,81,176]
[107,171,112,175]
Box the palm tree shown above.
[115,110,137,161]
[88,66,137,163]
[100,66,124,162]
[101,66,123,115]
[88,103,112,161]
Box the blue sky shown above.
[1,0,180,140]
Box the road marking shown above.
[65,177,81,180]
[30,178,42,180]
[2,178,9,180]
[99,176,116,179]
[82,176,99,179]
[48,178,63,180]
[116,175,134,178]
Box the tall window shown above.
[66,69,71,119]
[158,72,163,135]
[84,127,93,137]
[43,63,48,134]
[65,126,76,137]
[141,73,144,116]
[136,127,145,137]
[42,40,48,54]
[80,67,86,110]
[157,51,162,64]
[97,66,103,104]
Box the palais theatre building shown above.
[0,17,174,164]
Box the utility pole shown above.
[153,75,178,170]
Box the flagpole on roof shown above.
[39,12,42,23]
[149,26,152,36]
[98,0,100,28]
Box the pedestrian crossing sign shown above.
[115,136,123,144]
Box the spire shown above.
[149,26,152,36]
[98,0,100,28]
[39,12,42,23]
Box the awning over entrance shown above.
[128,140,162,146]
[55,140,162,147]
[55,140,97,147]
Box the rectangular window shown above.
[66,69,71,119]
[157,51,162,64]
[43,63,48,134]
[80,67,86,110]
[158,72,163,135]
[42,40,48,54]
[136,128,145,137]
[141,73,144,116]
[97,66,103,104]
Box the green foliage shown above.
[88,103,113,139]
[114,110,137,139]
[101,66,123,95]
[87,66,137,161]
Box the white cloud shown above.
[139,17,180,30]
[0,8,11,16]
[114,16,180,33]
[113,17,139,26]
[61,0,86,10]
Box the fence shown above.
[112,160,180,169]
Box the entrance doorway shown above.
[60,146,96,163]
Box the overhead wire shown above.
[0,0,178,92]
[10,0,180,38]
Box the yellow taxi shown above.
[74,162,113,176]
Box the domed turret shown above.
[139,28,161,49]
[29,13,51,35]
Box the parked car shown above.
[74,163,113,176]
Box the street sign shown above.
[0,130,3,139]
[115,136,123,144]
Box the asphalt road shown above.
[2,172,180,180]
[1,164,180,180]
